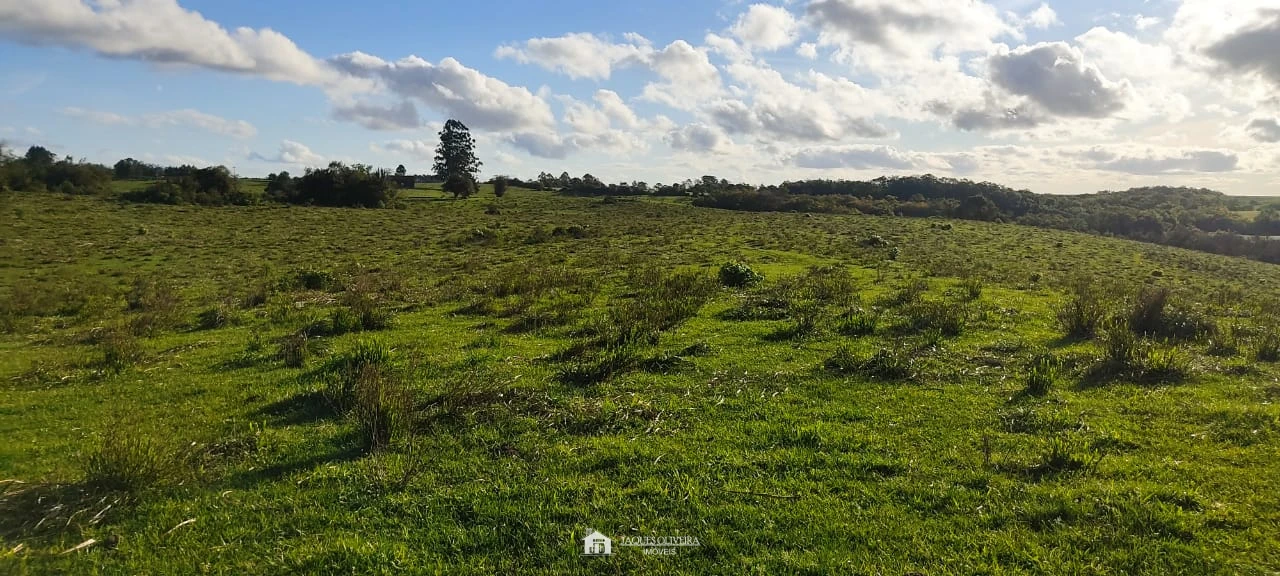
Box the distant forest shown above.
[544,173,1280,266]
[4,143,1280,265]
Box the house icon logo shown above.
[582,529,612,556]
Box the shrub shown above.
[317,340,397,409]
[774,300,825,340]
[1128,286,1169,336]
[126,276,182,335]
[836,308,879,337]
[1255,331,1280,363]
[718,261,764,288]
[882,279,928,307]
[1056,280,1107,339]
[903,300,967,336]
[290,162,399,207]
[1160,307,1217,341]
[306,340,412,450]
[1025,353,1057,396]
[864,235,890,247]
[294,268,338,291]
[124,165,257,205]
[791,265,858,307]
[350,357,413,451]
[83,430,183,493]
[330,307,363,335]
[1142,345,1189,382]
[1100,318,1140,371]
[558,346,640,386]
[597,269,716,346]
[825,346,912,380]
[444,173,477,199]
[960,277,983,302]
[196,305,232,330]
[679,341,714,357]
[1023,435,1096,479]
[99,326,143,373]
[492,177,508,197]
[338,271,395,332]
[1205,324,1240,357]
[277,329,313,368]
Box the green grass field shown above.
[1,188,1278,574]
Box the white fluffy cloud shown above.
[1247,118,1280,143]
[731,4,801,51]
[62,107,257,138]
[330,52,555,132]
[789,144,918,169]
[1021,3,1061,30]
[331,101,420,131]
[3,0,1276,193]
[987,42,1129,118]
[1167,0,1280,91]
[0,0,339,86]
[640,40,724,108]
[494,32,652,80]
[666,123,731,153]
[706,62,893,141]
[1066,146,1240,175]
[807,0,1015,58]
[250,140,325,166]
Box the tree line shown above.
[8,132,1280,263]
[1,119,492,208]
[0,144,113,195]
[682,175,1280,264]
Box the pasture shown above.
[1,187,1278,574]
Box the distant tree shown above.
[395,164,407,177]
[293,162,397,207]
[113,157,162,180]
[265,171,297,202]
[433,119,481,190]
[558,172,571,188]
[956,194,999,221]
[492,176,508,197]
[443,173,477,199]
[24,146,55,170]
[1255,204,1280,236]
[124,165,250,205]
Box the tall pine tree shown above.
[434,119,481,198]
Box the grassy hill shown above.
[1,189,1278,573]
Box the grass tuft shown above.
[824,346,913,380]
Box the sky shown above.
[0,0,1279,195]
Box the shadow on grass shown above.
[255,390,333,426]
[224,430,364,489]
[1046,334,1090,349]
[1073,362,1188,392]
[0,479,128,546]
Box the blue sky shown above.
[1,0,1277,194]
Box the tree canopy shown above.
[433,120,481,182]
